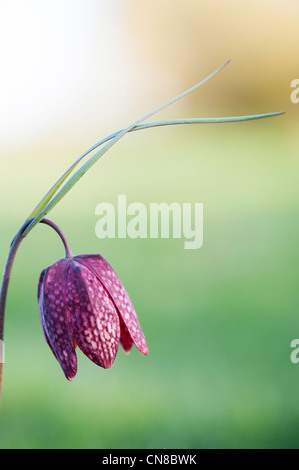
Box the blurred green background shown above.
[0,0,299,449]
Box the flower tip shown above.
[139,339,149,356]
[63,365,77,381]
[103,362,113,370]
[61,366,77,381]
[66,374,76,382]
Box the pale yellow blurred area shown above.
[123,0,299,117]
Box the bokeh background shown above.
[0,0,299,449]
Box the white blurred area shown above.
[0,0,160,151]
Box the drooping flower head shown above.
[38,254,148,380]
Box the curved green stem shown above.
[0,218,73,405]
[40,218,73,259]
[0,221,31,341]
[0,220,30,405]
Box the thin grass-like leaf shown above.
[28,109,284,220]
[23,60,231,236]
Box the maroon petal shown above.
[38,259,77,381]
[74,255,148,356]
[38,269,46,301]
[38,269,58,359]
[67,260,120,369]
[38,269,48,344]
[119,315,134,353]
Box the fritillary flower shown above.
[38,253,148,380]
